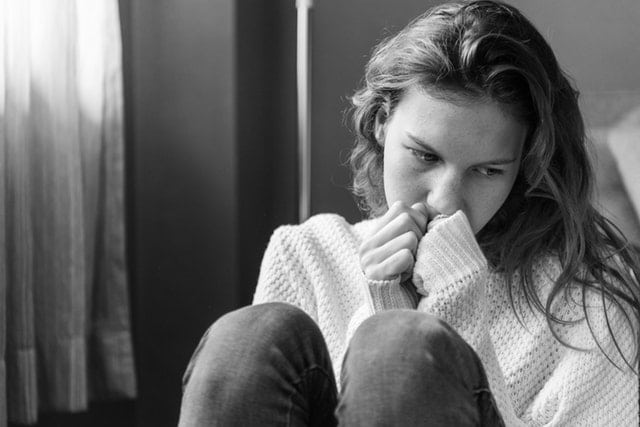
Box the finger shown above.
[370,200,411,234]
[366,248,414,281]
[360,202,412,255]
[364,211,423,252]
[386,202,428,234]
[410,202,429,231]
[361,231,418,267]
[388,201,428,233]
[369,201,428,238]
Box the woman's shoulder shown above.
[260,213,373,294]
[268,213,376,250]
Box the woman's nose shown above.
[426,172,464,217]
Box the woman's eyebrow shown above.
[407,132,518,165]
[480,158,518,165]
[407,133,443,157]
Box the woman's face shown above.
[380,86,527,233]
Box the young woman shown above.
[179,1,640,425]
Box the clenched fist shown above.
[359,201,429,281]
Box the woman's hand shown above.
[359,201,429,281]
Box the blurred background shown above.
[2,0,639,426]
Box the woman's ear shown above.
[374,106,389,146]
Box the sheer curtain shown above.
[0,1,136,425]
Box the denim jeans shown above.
[178,302,505,426]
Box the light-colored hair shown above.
[350,0,640,371]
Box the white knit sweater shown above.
[253,211,639,426]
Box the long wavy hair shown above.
[349,0,640,371]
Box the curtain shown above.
[0,1,136,425]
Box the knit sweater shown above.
[253,211,639,426]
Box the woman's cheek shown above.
[474,182,513,232]
[385,163,420,199]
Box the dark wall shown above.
[123,0,242,425]
[510,0,640,93]
[121,0,299,425]
[235,1,298,304]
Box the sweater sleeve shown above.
[365,277,419,311]
[413,211,521,425]
[412,210,639,426]
[345,264,420,345]
[252,226,317,319]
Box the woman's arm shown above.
[413,211,521,425]
[413,210,639,426]
[253,226,318,318]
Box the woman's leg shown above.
[336,310,505,427]
[178,302,338,427]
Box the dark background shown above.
[14,0,639,426]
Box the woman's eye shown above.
[410,149,439,163]
[476,167,504,177]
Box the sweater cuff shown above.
[365,277,416,312]
[413,210,487,295]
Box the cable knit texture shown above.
[253,212,639,426]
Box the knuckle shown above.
[414,211,428,228]
[397,212,412,227]
[389,200,402,213]
[358,241,370,257]
[399,248,414,262]
[405,232,418,248]
[384,252,409,278]
[360,250,373,267]
[381,263,397,280]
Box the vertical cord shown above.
[296,0,313,222]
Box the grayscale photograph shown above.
[1,0,639,426]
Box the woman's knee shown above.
[351,310,458,352]
[183,303,322,386]
[213,302,316,341]
[348,310,480,378]
[339,311,487,426]
[181,303,337,426]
